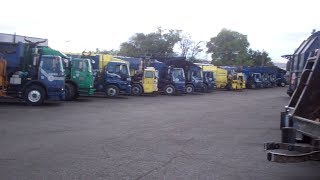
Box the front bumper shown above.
[79,88,95,95]
[47,91,65,101]
[175,83,186,93]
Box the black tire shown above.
[105,85,119,97]
[164,84,175,95]
[280,82,286,87]
[74,92,80,100]
[65,83,76,101]
[24,85,45,106]
[131,84,143,96]
[226,83,232,91]
[251,83,256,89]
[202,84,209,93]
[185,84,194,94]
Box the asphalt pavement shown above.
[0,87,319,180]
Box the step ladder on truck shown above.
[264,49,320,163]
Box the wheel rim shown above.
[107,88,116,96]
[166,87,173,94]
[186,86,193,93]
[28,90,41,102]
[132,86,140,94]
[281,82,285,87]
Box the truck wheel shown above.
[185,84,194,94]
[164,85,175,95]
[131,84,143,96]
[24,85,45,106]
[105,85,119,97]
[280,82,286,87]
[251,84,256,89]
[203,84,209,93]
[65,83,76,101]
[226,83,232,91]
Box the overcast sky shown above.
[2,0,319,62]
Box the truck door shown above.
[143,70,158,93]
[72,59,92,89]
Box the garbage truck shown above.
[264,49,320,163]
[194,63,216,92]
[220,66,246,90]
[283,31,320,96]
[149,59,185,95]
[42,49,95,100]
[196,64,244,90]
[115,56,158,96]
[242,67,263,89]
[157,57,204,94]
[79,53,131,97]
[0,34,65,105]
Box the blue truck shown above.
[68,53,131,97]
[0,34,65,105]
[241,66,285,89]
[242,66,263,89]
[149,59,185,95]
[282,31,320,96]
[157,57,205,94]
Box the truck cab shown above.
[202,70,215,92]
[246,73,262,89]
[185,66,204,94]
[149,60,185,95]
[43,48,95,100]
[230,72,245,90]
[0,41,65,105]
[115,57,158,96]
[76,53,131,97]
[142,67,158,94]
[100,61,131,97]
[170,67,186,94]
[64,57,95,100]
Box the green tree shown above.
[207,28,273,66]
[206,28,250,65]
[248,49,274,66]
[119,28,181,57]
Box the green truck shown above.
[41,47,95,100]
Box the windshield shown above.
[192,70,203,79]
[253,73,261,81]
[144,71,154,78]
[107,63,130,76]
[171,68,185,82]
[122,64,130,76]
[204,71,214,82]
[40,56,64,74]
[76,59,88,72]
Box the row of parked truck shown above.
[0,33,286,106]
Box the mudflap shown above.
[264,142,320,163]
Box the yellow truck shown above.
[229,72,246,90]
[196,63,245,90]
[116,57,158,96]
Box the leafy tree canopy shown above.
[207,28,273,66]
[118,27,181,57]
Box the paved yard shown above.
[0,87,319,179]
